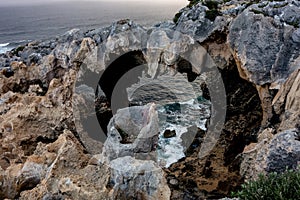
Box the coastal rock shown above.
[272,69,300,131]
[18,131,112,200]
[0,130,112,199]
[228,2,300,127]
[241,68,300,181]
[266,130,300,173]
[103,103,159,161]
[228,6,299,86]
[98,103,171,200]
[241,129,300,180]
[175,3,230,42]
[0,0,299,199]
[109,156,170,200]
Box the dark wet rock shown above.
[163,129,177,138]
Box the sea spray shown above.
[157,97,211,167]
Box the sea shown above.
[0,1,187,54]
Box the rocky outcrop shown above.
[228,0,300,127]
[102,103,159,162]
[109,156,170,200]
[241,68,300,180]
[228,1,300,86]
[226,0,300,183]
[241,128,300,180]
[1,130,111,200]
[273,68,300,131]
[0,0,299,199]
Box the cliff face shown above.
[0,0,299,199]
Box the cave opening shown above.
[95,50,147,134]
[164,57,263,199]
[93,46,263,198]
[95,50,203,135]
[221,61,263,166]
[177,57,199,82]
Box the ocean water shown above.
[126,73,211,167]
[156,98,211,167]
[0,1,186,53]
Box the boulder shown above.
[241,128,300,180]
[103,103,159,161]
[109,156,170,200]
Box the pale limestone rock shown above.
[109,156,170,200]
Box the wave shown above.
[0,43,9,47]
[0,40,31,54]
[155,97,211,167]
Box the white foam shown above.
[0,47,10,54]
[196,119,208,131]
[0,43,12,54]
[0,43,9,47]
[157,125,188,168]
[156,97,211,167]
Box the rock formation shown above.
[0,0,299,199]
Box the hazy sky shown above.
[0,0,188,7]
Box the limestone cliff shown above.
[0,0,299,199]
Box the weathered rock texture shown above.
[0,0,299,199]
[241,68,300,180]
[241,128,300,180]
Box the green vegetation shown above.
[115,126,130,144]
[250,9,266,15]
[273,2,288,8]
[12,45,25,56]
[205,9,221,21]
[287,19,300,29]
[203,0,219,10]
[187,0,220,9]
[187,0,201,8]
[243,1,256,8]
[187,0,219,9]
[186,0,221,21]
[202,0,221,21]
[173,12,183,23]
[232,170,300,200]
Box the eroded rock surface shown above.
[241,128,300,180]
[103,103,159,162]
[241,68,300,180]
[0,0,299,199]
